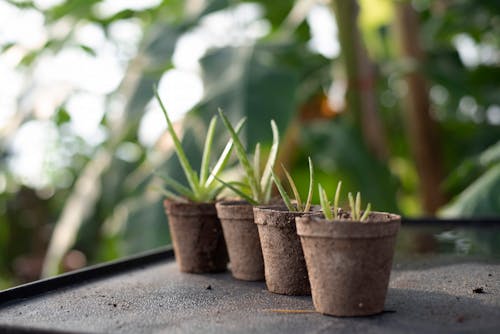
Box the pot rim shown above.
[296,211,401,239]
[163,199,217,216]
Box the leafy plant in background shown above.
[215,109,279,205]
[2,0,499,289]
[153,89,243,203]
[271,157,314,212]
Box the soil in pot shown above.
[296,212,401,317]
[253,206,310,295]
[164,199,228,273]
[216,201,264,281]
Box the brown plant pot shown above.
[163,199,228,273]
[215,201,264,281]
[253,206,310,295]
[296,212,401,317]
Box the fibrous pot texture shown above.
[216,201,264,281]
[296,212,401,317]
[253,206,310,295]
[164,199,228,273]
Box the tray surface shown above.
[1,219,500,334]
[0,253,499,334]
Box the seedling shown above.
[153,88,243,202]
[271,157,314,212]
[318,182,371,222]
[215,109,279,205]
[317,181,342,220]
[348,192,371,221]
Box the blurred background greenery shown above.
[0,0,499,289]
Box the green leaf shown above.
[272,170,296,212]
[212,175,258,205]
[355,192,361,221]
[218,109,260,201]
[54,106,71,125]
[261,120,280,202]
[281,163,302,211]
[333,181,342,216]
[204,118,246,188]
[348,192,355,220]
[150,186,188,203]
[154,173,194,199]
[319,184,333,220]
[154,87,199,195]
[207,184,226,200]
[441,164,500,217]
[360,203,371,222]
[304,157,314,212]
[253,143,261,185]
[199,116,217,185]
[79,44,96,57]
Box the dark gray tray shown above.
[1,220,499,334]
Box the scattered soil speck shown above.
[456,315,465,323]
[473,287,485,294]
[206,285,212,290]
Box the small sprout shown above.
[217,109,279,204]
[360,203,371,222]
[271,157,314,212]
[318,183,333,220]
[333,181,342,216]
[304,157,314,213]
[348,191,371,222]
[348,192,356,220]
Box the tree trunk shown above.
[395,3,446,214]
[331,0,388,160]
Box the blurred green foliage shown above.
[0,0,499,288]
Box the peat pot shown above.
[216,201,264,281]
[253,206,310,295]
[163,199,228,273]
[296,212,401,316]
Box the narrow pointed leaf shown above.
[205,118,246,188]
[151,186,189,203]
[333,181,342,216]
[281,163,302,211]
[218,109,260,200]
[227,181,252,192]
[253,143,261,184]
[154,88,199,194]
[154,173,194,199]
[261,120,280,197]
[355,192,361,220]
[319,184,333,220]
[207,184,226,200]
[199,116,217,185]
[304,157,314,212]
[360,203,371,222]
[212,174,258,205]
[272,170,296,212]
[348,192,355,220]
